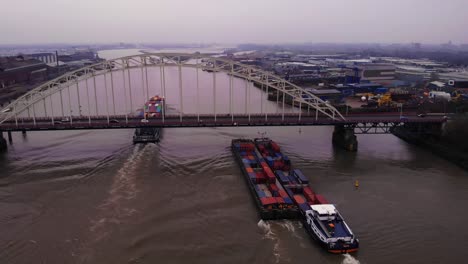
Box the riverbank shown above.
[393,126,468,170]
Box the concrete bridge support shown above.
[332,125,358,151]
[0,131,7,152]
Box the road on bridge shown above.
[0,113,446,132]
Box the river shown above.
[1,48,468,264]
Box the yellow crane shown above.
[378,93,393,107]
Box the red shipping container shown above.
[261,197,277,205]
[278,190,288,198]
[267,174,276,184]
[304,192,316,203]
[293,195,306,204]
[255,176,266,184]
[270,141,280,151]
[269,184,279,192]
[303,186,315,196]
[273,161,284,170]
[315,194,329,204]
[275,197,285,204]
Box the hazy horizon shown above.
[2,0,468,45]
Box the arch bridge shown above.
[0,53,445,151]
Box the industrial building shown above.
[304,88,344,104]
[0,56,47,88]
[274,62,320,75]
[30,52,57,64]
[345,64,396,85]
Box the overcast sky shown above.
[1,0,467,45]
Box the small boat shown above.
[304,204,359,253]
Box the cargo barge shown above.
[231,139,300,220]
[254,138,359,254]
[133,95,165,144]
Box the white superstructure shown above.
[305,204,356,245]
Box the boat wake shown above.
[278,220,303,239]
[342,253,360,264]
[78,144,148,262]
[257,220,275,240]
[257,220,281,263]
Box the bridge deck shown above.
[0,114,445,133]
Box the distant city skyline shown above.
[1,0,468,45]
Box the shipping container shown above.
[293,169,309,184]
[288,175,298,184]
[315,194,329,204]
[303,186,315,196]
[253,137,331,214]
[279,189,288,198]
[304,192,316,204]
[275,197,285,204]
[256,190,266,198]
[232,138,299,220]
[269,184,279,192]
[298,203,311,212]
[275,170,290,184]
[283,197,293,204]
[293,195,306,204]
[270,141,281,152]
[260,197,278,206]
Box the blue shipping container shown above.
[299,203,310,212]
[283,197,293,204]
[293,169,309,184]
[286,188,295,198]
[256,189,266,198]
[275,170,289,183]
[288,175,297,184]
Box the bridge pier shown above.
[0,131,7,152]
[332,125,358,151]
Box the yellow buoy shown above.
[354,180,359,188]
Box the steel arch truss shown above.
[0,53,345,124]
[343,122,402,134]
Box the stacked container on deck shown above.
[232,140,295,214]
[254,138,330,215]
